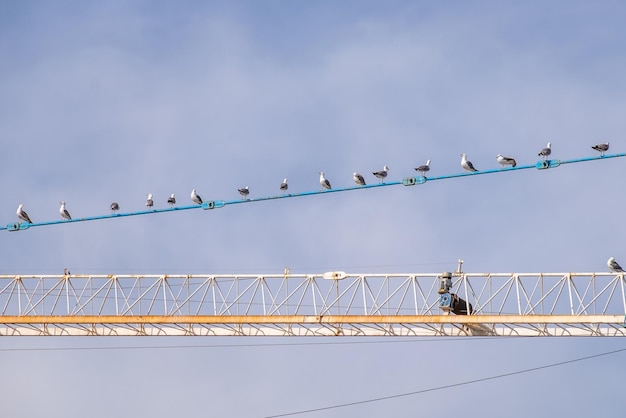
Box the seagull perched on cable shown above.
[353,172,366,186]
[460,154,478,172]
[59,201,71,220]
[414,159,431,176]
[16,204,33,224]
[191,189,203,205]
[110,202,119,213]
[280,178,288,192]
[372,165,389,183]
[538,142,551,159]
[319,172,332,190]
[496,154,517,168]
[146,193,154,209]
[591,142,609,156]
[238,186,250,199]
[608,257,624,273]
[167,193,176,207]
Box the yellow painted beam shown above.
[0,314,622,325]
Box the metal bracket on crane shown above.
[323,271,347,280]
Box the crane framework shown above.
[0,272,625,337]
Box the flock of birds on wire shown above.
[14,141,611,227]
[12,141,624,273]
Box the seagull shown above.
[319,172,332,190]
[16,204,33,224]
[372,165,390,183]
[191,189,203,205]
[238,186,250,199]
[167,193,176,207]
[146,193,154,209]
[608,257,624,273]
[591,142,609,156]
[59,201,71,220]
[414,159,431,175]
[496,154,517,168]
[353,172,366,186]
[280,178,288,192]
[110,202,119,213]
[460,154,478,172]
[538,142,551,159]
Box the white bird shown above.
[167,194,176,206]
[110,202,120,213]
[592,142,609,156]
[238,186,250,199]
[460,154,478,172]
[353,172,366,186]
[146,193,154,209]
[608,257,624,273]
[280,178,288,192]
[538,142,551,159]
[496,154,517,168]
[16,204,32,223]
[191,189,203,205]
[414,159,431,175]
[319,172,332,190]
[59,201,71,220]
[372,165,389,183]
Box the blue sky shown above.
[1,1,626,417]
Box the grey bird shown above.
[353,172,366,186]
[496,154,517,168]
[191,189,203,205]
[415,159,431,175]
[110,202,120,213]
[238,186,250,199]
[16,204,33,224]
[59,201,71,220]
[372,165,390,183]
[608,257,624,273]
[146,193,154,209]
[538,142,552,159]
[280,178,288,192]
[592,142,609,156]
[167,193,176,206]
[461,154,478,172]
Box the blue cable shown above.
[3,153,624,232]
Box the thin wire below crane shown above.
[264,346,626,417]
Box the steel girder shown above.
[0,272,624,336]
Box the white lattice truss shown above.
[0,272,625,336]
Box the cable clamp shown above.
[7,222,30,232]
[536,159,561,170]
[202,200,226,210]
[402,176,427,186]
